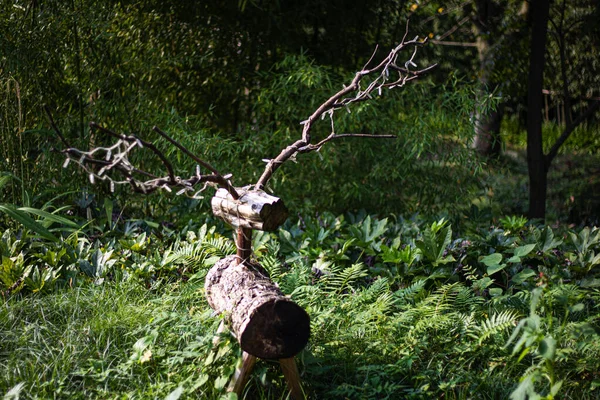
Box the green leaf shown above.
[535,227,562,253]
[164,386,184,400]
[487,263,507,275]
[0,204,58,242]
[473,276,493,292]
[214,375,229,390]
[511,268,536,285]
[539,336,556,360]
[481,253,505,274]
[416,222,452,266]
[508,244,536,262]
[509,373,540,400]
[580,277,600,288]
[18,207,79,228]
[481,253,502,267]
[0,174,12,191]
[569,303,585,313]
[550,380,563,396]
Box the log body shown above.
[211,187,288,232]
[205,256,310,359]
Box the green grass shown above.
[0,277,294,399]
[1,282,155,398]
[2,215,600,399]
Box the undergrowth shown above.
[1,212,600,399]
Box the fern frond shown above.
[291,284,323,309]
[260,250,285,282]
[394,279,427,305]
[360,277,390,303]
[489,293,529,314]
[166,241,208,271]
[458,311,477,335]
[203,237,236,258]
[371,291,396,315]
[165,235,235,273]
[454,285,484,312]
[468,310,521,345]
[324,263,368,295]
[279,259,313,294]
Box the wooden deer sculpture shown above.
[49,26,434,399]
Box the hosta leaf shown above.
[508,244,536,263]
[487,263,507,275]
[481,253,502,267]
[511,268,537,285]
[481,253,505,274]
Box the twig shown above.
[429,40,478,47]
[152,126,239,199]
[91,122,176,183]
[48,120,238,199]
[545,101,600,166]
[44,105,70,148]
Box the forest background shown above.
[1,0,600,399]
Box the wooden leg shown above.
[228,351,257,397]
[279,357,305,400]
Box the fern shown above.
[433,282,462,310]
[324,263,368,295]
[371,291,396,316]
[394,279,427,306]
[468,310,521,345]
[202,237,236,258]
[279,259,313,294]
[259,242,285,281]
[454,285,484,312]
[167,241,208,272]
[359,277,390,303]
[290,285,323,309]
[166,236,235,273]
[458,312,477,335]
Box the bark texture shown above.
[205,256,310,359]
[211,187,288,232]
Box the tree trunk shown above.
[526,0,551,219]
[473,102,504,157]
[205,255,310,359]
[472,0,504,157]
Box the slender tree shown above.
[527,0,600,219]
[526,0,551,219]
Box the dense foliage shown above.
[2,0,598,221]
[1,1,600,399]
[1,210,600,398]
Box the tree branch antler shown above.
[45,108,239,199]
[255,22,437,190]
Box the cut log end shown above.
[240,298,310,359]
[205,256,310,359]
